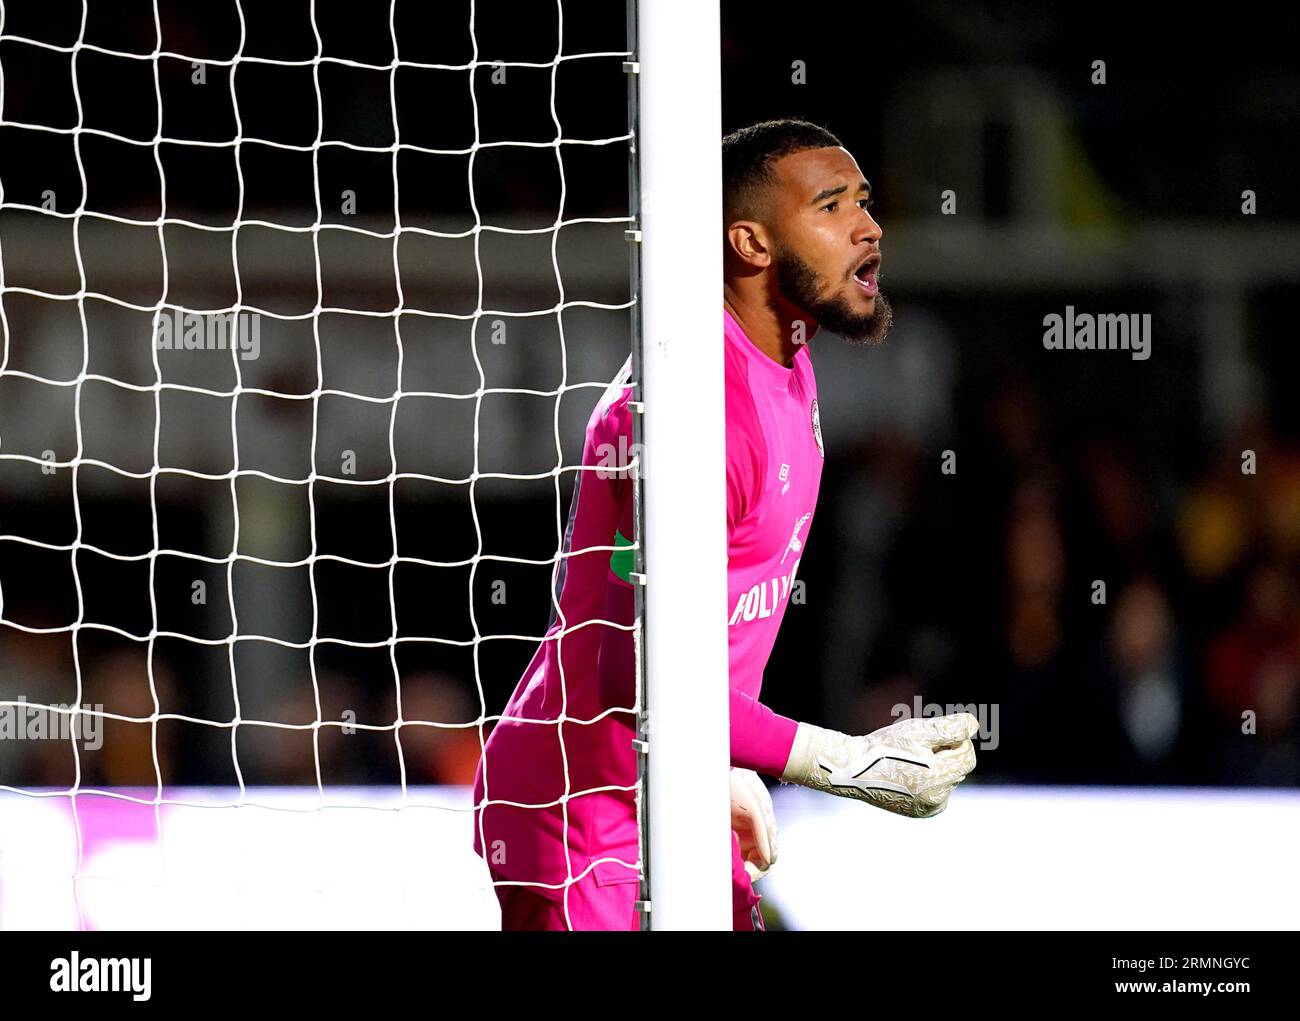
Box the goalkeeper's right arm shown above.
[779,712,980,818]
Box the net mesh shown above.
[0,0,637,928]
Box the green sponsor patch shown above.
[610,529,634,583]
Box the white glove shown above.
[730,767,778,883]
[780,712,979,818]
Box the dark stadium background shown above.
[1,0,1298,792]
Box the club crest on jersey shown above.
[811,399,824,458]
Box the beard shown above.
[774,243,893,345]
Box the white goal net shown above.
[0,0,646,929]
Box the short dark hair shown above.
[722,118,843,224]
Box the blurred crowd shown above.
[786,323,1300,788]
[0,627,484,789]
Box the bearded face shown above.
[773,236,893,346]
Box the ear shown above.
[726,220,773,269]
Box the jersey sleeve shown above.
[730,688,798,776]
[726,408,763,542]
[724,374,799,777]
[586,357,636,506]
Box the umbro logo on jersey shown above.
[811,399,824,458]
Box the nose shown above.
[854,206,882,245]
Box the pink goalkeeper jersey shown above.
[472,307,823,894]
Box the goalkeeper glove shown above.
[730,767,778,882]
[780,712,979,818]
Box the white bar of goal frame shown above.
[631,0,731,930]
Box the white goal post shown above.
[632,0,730,929]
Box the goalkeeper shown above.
[472,120,978,931]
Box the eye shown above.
[858,197,874,211]
[821,200,838,213]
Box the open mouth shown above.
[852,255,880,297]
